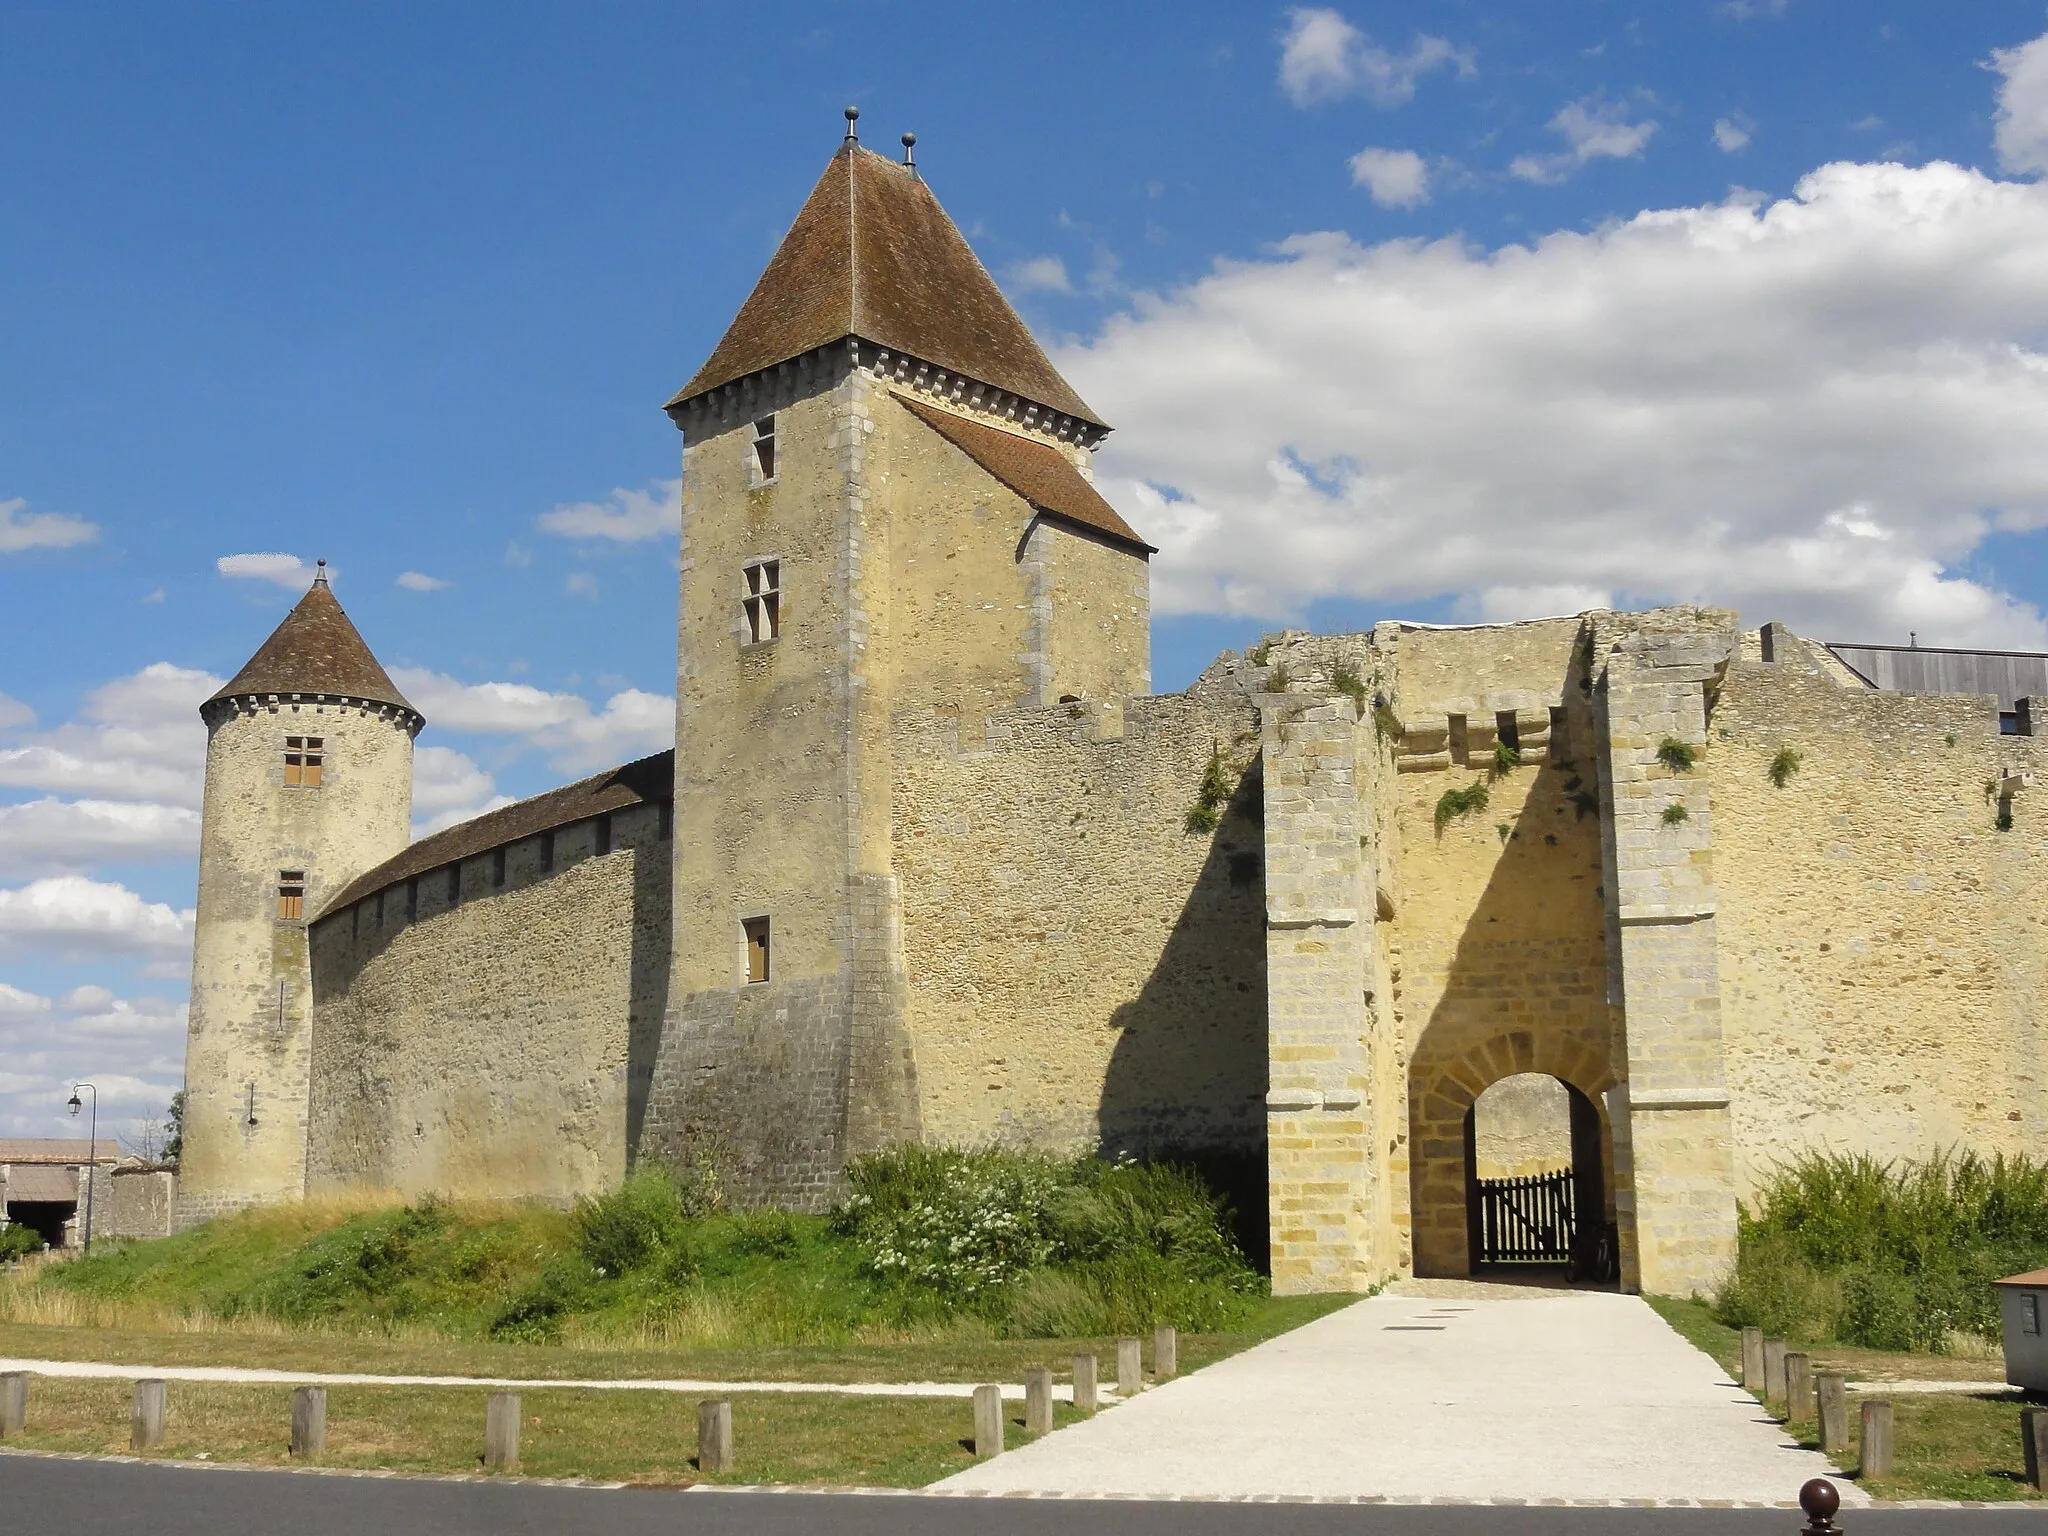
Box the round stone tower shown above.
[177,564,423,1226]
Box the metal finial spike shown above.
[843,105,860,142]
[314,558,329,587]
[902,131,917,165]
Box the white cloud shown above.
[1007,255,1073,294]
[1349,148,1430,208]
[1278,8,1470,108]
[0,496,98,553]
[0,799,201,877]
[1992,31,2048,176]
[1060,158,2048,647]
[0,984,186,1140]
[1720,0,1790,17]
[1511,97,1658,184]
[566,572,599,598]
[388,669,674,774]
[0,876,194,962]
[0,662,218,807]
[218,552,324,589]
[0,983,51,1018]
[410,745,514,836]
[1713,115,1755,153]
[0,693,32,730]
[396,571,449,591]
[536,480,680,542]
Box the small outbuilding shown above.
[1996,1270,2048,1395]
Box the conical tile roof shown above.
[668,143,1106,431]
[207,572,418,718]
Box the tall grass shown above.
[2,1148,1262,1347]
[1715,1149,2048,1351]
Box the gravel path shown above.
[935,1288,1863,1504]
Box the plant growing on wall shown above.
[1657,737,1697,773]
[1766,747,1803,788]
[1247,640,1273,667]
[1661,803,1690,825]
[1266,663,1292,692]
[1434,779,1490,834]
[1492,738,1521,775]
[1372,702,1402,742]
[1184,749,1236,835]
[1331,662,1368,713]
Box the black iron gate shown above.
[1474,1167,1574,1265]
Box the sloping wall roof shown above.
[896,396,1152,554]
[207,576,417,717]
[317,750,674,919]
[669,145,1105,430]
[0,1138,120,1165]
[1825,643,2048,711]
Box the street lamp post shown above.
[66,1083,96,1254]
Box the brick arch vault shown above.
[1406,1027,1622,1280]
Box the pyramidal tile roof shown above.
[668,142,1106,431]
[207,570,418,718]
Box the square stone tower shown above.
[644,118,1154,1204]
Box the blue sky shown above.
[7,0,2048,1140]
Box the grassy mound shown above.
[14,1148,1262,1346]
[1714,1149,2048,1351]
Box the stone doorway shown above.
[1461,1073,1615,1282]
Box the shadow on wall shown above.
[1097,756,1270,1269]
[1405,721,1619,1280]
[625,804,673,1163]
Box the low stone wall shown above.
[106,1167,177,1239]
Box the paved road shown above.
[2,1454,2040,1536]
[939,1289,1857,1503]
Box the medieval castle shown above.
[177,125,2048,1299]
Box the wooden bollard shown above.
[1859,1398,1894,1480]
[131,1379,166,1452]
[1816,1373,1849,1453]
[1784,1352,1813,1422]
[1740,1326,1765,1391]
[1024,1368,1053,1435]
[1763,1337,1788,1411]
[972,1384,1003,1459]
[2022,1405,2048,1491]
[290,1385,326,1460]
[1117,1336,1143,1396]
[0,1372,25,1438]
[1071,1353,1098,1415]
[697,1398,733,1474]
[1154,1326,1178,1381]
[484,1391,520,1472]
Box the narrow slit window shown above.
[540,831,555,873]
[405,878,418,922]
[743,917,771,985]
[375,891,385,928]
[277,871,305,921]
[594,814,612,857]
[283,736,324,787]
[446,866,461,905]
[1495,712,1521,754]
[751,415,776,482]
[743,560,781,645]
[658,802,673,840]
[492,847,507,888]
[1447,714,1469,764]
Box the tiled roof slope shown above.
[668,145,1106,430]
[207,577,417,716]
[896,396,1153,553]
[0,1138,122,1164]
[317,750,674,919]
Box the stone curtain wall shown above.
[307,803,670,1203]
[1472,1073,1573,1178]
[890,674,1267,1163]
[1711,628,2048,1189]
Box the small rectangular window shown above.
[375,890,385,928]
[278,871,306,921]
[1496,711,1521,754]
[2026,1294,2041,1336]
[540,831,555,873]
[1447,714,1468,764]
[743,560,781,645]
[283,735,325,787]
[751,415,776,482]
[446,866,461,905]
[658,801,673,840]
[351,904,359,940]
[743,917,771,985]
[594,814,612,857]
[492,847,507,888]
[405,879,418,922]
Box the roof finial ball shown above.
[902,131,917,174]
[843,104,859,143]
[314,558,329,588]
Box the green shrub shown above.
[1716,1149,2048,1351]
[1492,739,1521,775]
[576,1171,686,1277]
[1657,737,1697,773]
[1661,803,1689,825]
[1434,780,1489,833]
[1331,663,1368,712]
[1767,747,1803,789]
[0,1224,46,1262]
